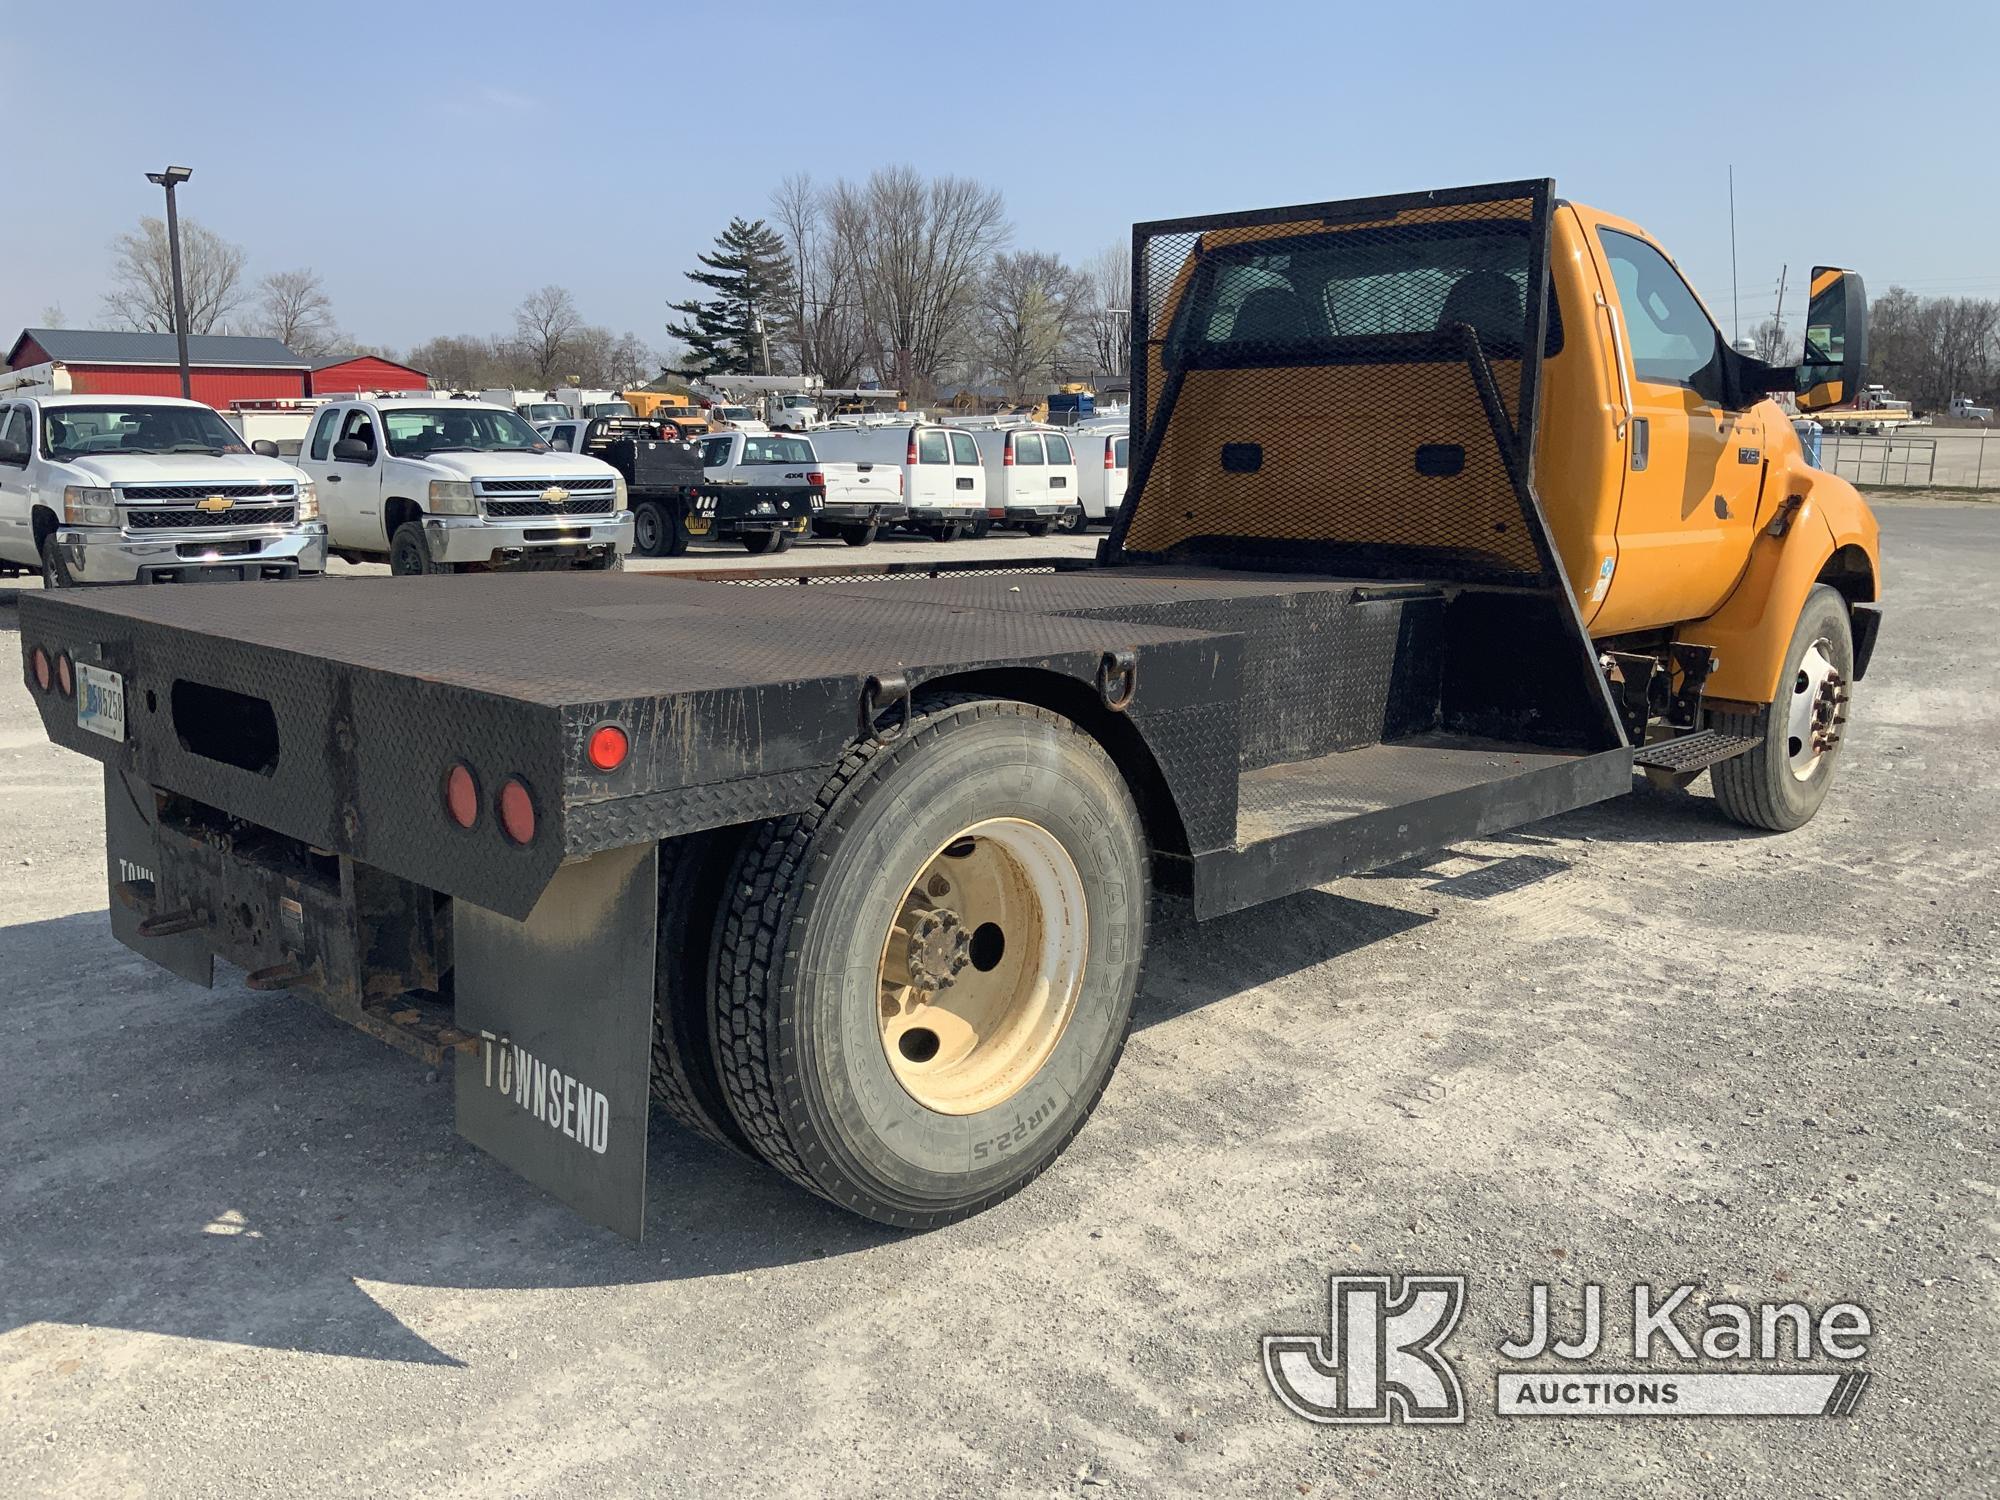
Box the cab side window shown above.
[1599,229,1718,388]
[338,408,378,456]
[308,408,338,461]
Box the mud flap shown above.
[453,842,657,1240]
[104,768,215,988]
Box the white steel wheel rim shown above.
[1785,639,1841,781]
[876,817,1089,1117]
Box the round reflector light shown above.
[498,778,537,845]
[29,647,51,693]
[55,653,74,698]
[445,764,479,829]
[587,724,629,771]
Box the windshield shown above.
[717,407,756,422]
[587,401,634,418]
[521,403,569,422]
[739,435,815,465]
[382,407,548,456]
[41,404,249,460]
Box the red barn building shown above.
[310,352,430,395]
[5,328,311,405]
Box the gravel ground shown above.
[0,503,1993,1498]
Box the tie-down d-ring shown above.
[859,671,913,739]
[1097,650,1138,712]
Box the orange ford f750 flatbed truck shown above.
[21,180,1879,1237]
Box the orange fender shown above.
[1694,465,1880,705]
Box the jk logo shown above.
[1263,1274,1467,1425]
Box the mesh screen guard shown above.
[1109,180,1562,586]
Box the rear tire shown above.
[1056,507,1086,534]
[1023,521,1052,538]
[652,830,755,1155]
[389,521,450,576]
[634,500,686,557]
[742,531,783,555]
[713,696,1150,1226]
[842,523,879,547]
[1708,584,1854,832]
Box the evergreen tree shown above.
[666,217,798,375]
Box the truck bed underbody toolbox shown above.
[20,179,1643,1236]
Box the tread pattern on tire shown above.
[650,831,754,1155]
[1705,705,1776,827]
[711,694,1145,1224]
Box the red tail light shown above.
[56,653,74,698]
[806,470,825,488]
[586,724,629,772]
[1002,438,1014,467]
[1103,442,1115,469]
[445,764,479,829]
[906,432,918,465]
[498,778,537,845]
[29,647,50,693]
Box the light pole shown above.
[145,166,194,399]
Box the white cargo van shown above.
[808,422,987,540]
[957,424,1080,535]
[1062,425,1129,530]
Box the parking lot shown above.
[1,500,1994,1498]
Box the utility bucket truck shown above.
[22,181,1881,1239]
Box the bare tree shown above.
[978,251,1082,401]
[1869,287,2000,411]
[101,216,247,334]
[771,173,872,386]
[1072,243,1132,377]
[826,166,1010,398]
[256,268,342,356]
[514,285,583,385]
[1751,316,1795,365]
[38,304,68,329]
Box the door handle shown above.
[1631,417,1649,472]
[324,474,342,482]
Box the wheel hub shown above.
[876,818,1088,1117]
[1785,640,1848,781]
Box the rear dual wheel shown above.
[654,697,1149,1225]
[633,500,688,557]
[742,530,796,555]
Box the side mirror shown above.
[251,439,279,458]
[332,437,374,464]
[0,438,26,466]
[1794,267,1867,412]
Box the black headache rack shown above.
[19,179,1631,1239]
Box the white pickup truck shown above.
[293,397,632,574]
[691,428,907,551]
[0,393,326,586]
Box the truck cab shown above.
[294,397,631,574]
[0,393,327,586]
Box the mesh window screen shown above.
[1116,180,1559,585]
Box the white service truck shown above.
[293,397,631,574]
[0,392,326,586]
[690,428,906,552]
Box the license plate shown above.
[77,664,126,742]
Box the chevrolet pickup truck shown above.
[293,397,631,574]
[0,393,326,585]
[22,180,1881,1240]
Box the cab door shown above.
[1588,224,1764,631]
[911,427,953,511]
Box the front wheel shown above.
[713,696,1149,1226]
[1708,583,1854,831]
[39,533,74,589]
[389,521,450,576]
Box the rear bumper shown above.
[55,522,328,584]
[1002,504,1068,522]
[425,512,633,565]
[814,501,909,525]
